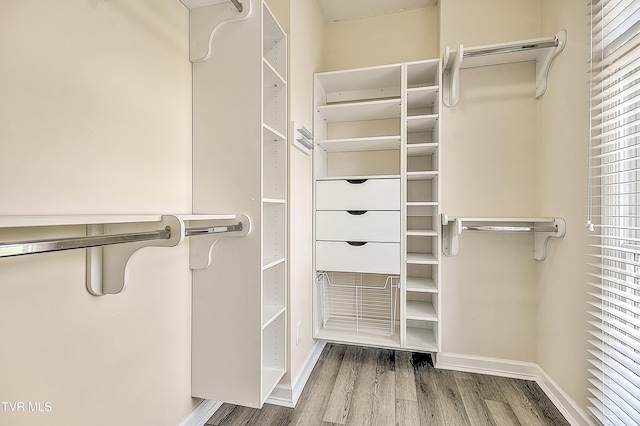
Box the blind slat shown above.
[589,0,640,419]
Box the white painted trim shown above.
[266,340,327,408]
[436,352,540,381]
[536,368,596,426]
[179,399,223,426]
[435,352,594,426]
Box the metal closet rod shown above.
[464,39,559,58]
[0,222,243,258]
[462,224,558,233]
[230,0,243,12]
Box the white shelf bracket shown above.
[441,215,566,261]
[86,215,185,296]
[188,214,251,270]
[533,217,566,260]
[442,31,567,105]
[182,0,253,63]
[442,44,464,107]
[535,30,567,98]
[441,214,461,257]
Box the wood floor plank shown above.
[343,347,380,426]
[370,349,396,426]
[396,350,417,402]
[396,399,420,426]
[206,345,569,426]
[492,376,547,426]
[513,380,570,425]
[473,374,510,404]
[217,404,257,426]
[206,403,238,425]
[453,371,497,426]
[485,400,521,426]
[322,345,364,424]
[289,343,346,426]
[413,351,445,425]
[245,403,291,425]
[431,368,472,425]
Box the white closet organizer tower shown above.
[184,0,287,408]
[313,60,442,353]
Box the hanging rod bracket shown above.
[441,215,566,260]
[181,0,253,63]
[86,215,185,296]
[187,214,251,270]
[535,30,567,98]
[442,30,567,106]
[443,44,464,107]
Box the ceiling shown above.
[317,0,437,23]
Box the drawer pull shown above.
[347,210,368,216]
[346,179,368,184]
[346,241,368,246]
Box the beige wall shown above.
[538,0,591,413]
[0,1,195,425]
[439,0,592,417]
[439,0,541,362]
[286,0,325,386]
[322,6,439,71]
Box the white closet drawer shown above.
[316,211,400,242]
[316,178,400,210]
[316,241,400,275]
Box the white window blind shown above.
[589,0,640,424]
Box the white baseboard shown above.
[436,352,594,426]
[266,340,326,408]
[179,399,222,426]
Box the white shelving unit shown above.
[312,60,442,354]
[403,59,441,353]
[186,0,287,408]
[313,64,403,349]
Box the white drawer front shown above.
[316,211,400,242]
[316,241,400,275]
[316,178,400,210]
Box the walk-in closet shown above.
[0,1,617,425]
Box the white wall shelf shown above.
[407,171,439,181]
[407,115,439,133]
[406,253,438,264]
[441,216,566,261]
[406,277,437,292]
[316,135,401,152]
[407,143,438,156]
[316,98,402,122]
[442,30,567,106]
[406,300,437,321]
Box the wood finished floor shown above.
[206,343,569,426]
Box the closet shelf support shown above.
[0,213,250,296]
[187,214,251,270]
[441,215,566,260]
[180,0,253,63]
[442,30,567,106]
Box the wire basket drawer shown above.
[317,272,399,337]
